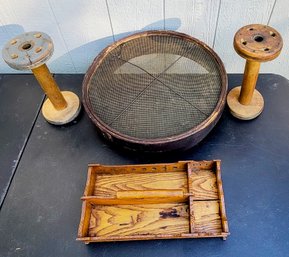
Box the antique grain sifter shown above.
[83,31,227,152]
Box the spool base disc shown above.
[42,91,81,125]
[227,86,264,120]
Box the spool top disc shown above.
[2,31,54,70]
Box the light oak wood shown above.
[88,203,189,237]
[32,64,67,110]
[81,196,187,205]
[193,201,222,234]
[77,201,92,238]
[77,160,229,243]
[89,161,190,173]
[190,169,218,200]
[93,172,188,198]
[215,161,229,234]
[116,189,185,199]
[33,63,81,125]
[227,86,264,120]
[238,60,261,105]
[42,91,81,125]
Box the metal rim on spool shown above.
[82,30,228,151]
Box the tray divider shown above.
[83,166,96,196]
[81,196,187,205]
[77,201,92,238]
[215,161,229,234]
[187,163,195,234]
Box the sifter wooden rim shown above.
[82,30,227,146]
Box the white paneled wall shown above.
[0,0,288,78]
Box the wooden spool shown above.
[227,24,283,120]
[2,31,81,125]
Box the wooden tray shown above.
[77,160,229,243]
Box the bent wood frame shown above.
[82,30,228,152]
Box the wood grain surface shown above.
[94,172,188,198]
[193,201,222,234]
[78,161,229,242]
[88,203,189,237]
[190,170,218,200]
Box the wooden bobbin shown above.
[227,24,283,120]
[2,31,81,125]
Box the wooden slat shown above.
[77,232,229,243]
[191,169,218,200]
[193,201,222,234]
[83,166,96,197]
[90,161,187,173]
[82,196,187,205]
[216,161,229,233]
[188,196,195,233]
[88,203,189,237]
[93,172,188,198]
[116,189,184,199]
[77,201,92,238]
[186,163,195,233]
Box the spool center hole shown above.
[254,36,264,42]
[22,43,32,50]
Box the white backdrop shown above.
[0,0,288,78]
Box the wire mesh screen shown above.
[84,31,226,149]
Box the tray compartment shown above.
[93,171,188,198]
[88,203,189,237]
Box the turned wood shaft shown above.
[32,64,67,110]
[239,60,260,105]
